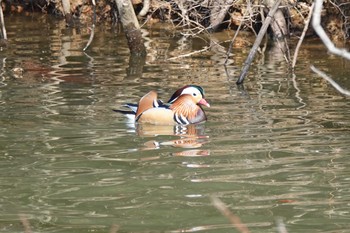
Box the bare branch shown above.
[83,0,96,51]
[292,2,314,68]
[312,0,350,60]
[224,7,247,65]
[237,0,282,85]
[311,65,350,96]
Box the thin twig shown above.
[311,65,350,96]
[292,3,314,68]
[211,196,251,233]
[224,11,246,65]
[167,46,209,60]
[312,0,350,60]
[83,0,96,51]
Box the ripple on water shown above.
[1,16,350,233]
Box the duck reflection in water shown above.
[137,124,210,156]
[114,85,210,156]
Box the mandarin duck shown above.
[114,85,210,125]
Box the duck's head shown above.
[168,85,210,107]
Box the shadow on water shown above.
[0,14,350,233]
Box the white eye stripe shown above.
[181,87,201,97]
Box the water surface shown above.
[1,14,350,233]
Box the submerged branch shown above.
[311,65,350,96]
[211,196,251,233]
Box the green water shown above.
[1,14,350,233]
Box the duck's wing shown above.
[135,91,159,120]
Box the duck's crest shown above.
[168,85,205,103]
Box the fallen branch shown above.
[312,0,350,60]
[211,196,250,233]
[311,65,350,96]
[236,0,282,85]
[292,2,314,69]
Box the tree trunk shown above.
[115,0,146,56]
[61,0,73,26]
[265,0,289,40]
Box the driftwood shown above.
[115,0,146,56]
[236,0,282,85]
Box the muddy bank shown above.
[1,0,349,43]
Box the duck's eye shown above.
[193,93,197,96]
